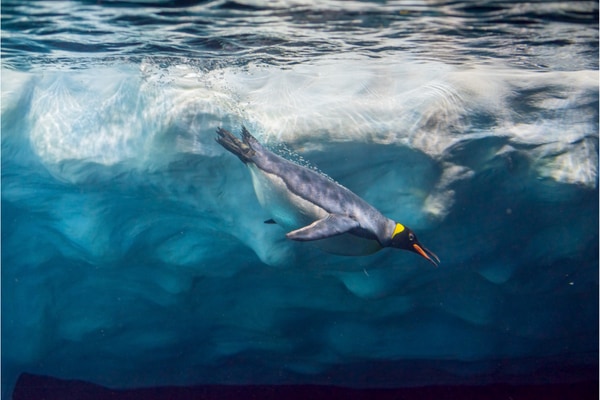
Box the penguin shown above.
[216,126,439,266]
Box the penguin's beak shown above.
[412,243,440,267]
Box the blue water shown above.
[2,0,599,398]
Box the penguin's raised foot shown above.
[216,127,255,163]
[241,126,261,148]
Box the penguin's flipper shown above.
[286,214,359,242]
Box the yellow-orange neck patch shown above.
[392,223,405,238]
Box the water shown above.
[2,1,599,398]
[2,1,598,70]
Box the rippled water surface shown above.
[3,1,598,70]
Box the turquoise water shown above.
[2,1,599,398]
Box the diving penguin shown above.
[216,126,439,266]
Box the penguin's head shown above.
[390,223,440,267]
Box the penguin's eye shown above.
[408,233,414,241]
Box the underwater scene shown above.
[2,0,599,399]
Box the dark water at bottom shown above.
[12,373,600,400]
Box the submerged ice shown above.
[2,60,598,395]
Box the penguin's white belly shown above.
[309,233,382,256]
[249,165,327,228]
[248,166,382,256]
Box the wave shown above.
[4,57,598,175]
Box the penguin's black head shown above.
[390,223,440,267]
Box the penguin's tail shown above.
[215,126,257,163]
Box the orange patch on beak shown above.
[413,243,428,259]
[412,243,439,267]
